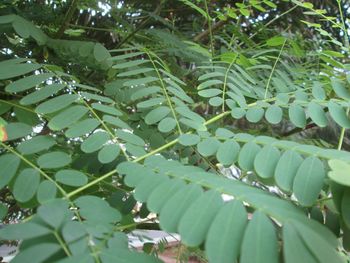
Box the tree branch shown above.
[56,0,79,38]
[193,19,227,42]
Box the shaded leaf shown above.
[293,156,325,206]
[37,151,71,169]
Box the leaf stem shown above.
[73,90,130,161]
[264,39,287,99]
[146,51,183,134]
[222,57,237,112]
[0,99,37,114]
[337,107,349,150]
[54,231,72,256]
[203,0,214,57]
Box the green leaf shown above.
[341,190,350,228]
[328,159,350,187]
[20,83,65,105]
[36,94,79,114]
[265,105,283,124]
[0,15,16,24]
[215,128,234,138]
[92,103,122,116]
[307,102,327,127]
[37,151,72,169]
[266,36,286,46]
[180,0,209,18]
[175,106,205,123]
[101,247,162,263]
[331,78,350,100]
[180,118,206,131]
[98,144,120,164]
[289,103,306,128]
[103,115,131,129]
[167,86,194,103]
[197,137,220,157]
[94,43,110,62]
[116,65,152,77]
[80,92,114,104]
[117,162,146,187]
[48,105,89,131]
[11,243,61,263]
[81,131,110,153]
[61,221,87,250]
[198,79,223,89]
[275,150,303,192]
[137,98,165,109]
[37,180,57,204]
[198,88,222,98]
[116,130,145,146]
[239,8,250,17]
[209,96,223,106]
[5,122,32,140]
[110,51,145,61]
[17,136,56,155]
[13,168,40,202]
[293,220,344,263]
[157,117,177,133]
[0,60,41,80]
[283,222,318,263]
[254,145,280,179]
[124,77,158,87]
[238,142,261,170]
[14,107,40,126]
[216,140,240,166]
[37,199,70,229]
[55,169,88,187]
[293,156,325,206]
[205,201,248,263]
[0,154,20,188]
[328,101,350,128]
[145,106,171,125]
[312,82,326,100]
[6,73,54,93]
[231,108,246,119]
[178,190,224,246]
[240,211,278,263]
[130,86,161,100]
[113,59,150,69]
[178,134,200,146]
[0,221,51,240]
[65,118,100,138]
[125,143,147,157]
[56,254,94,263]
[13,16,30,38]
[246,107,264,123]
[147,179,186,212]
[75,195,121,224]
[159,184,203,232]
[134,174,168,202]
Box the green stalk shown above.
[54,231,72,257]
[203,0,214,57]
[146,50,183,134]
[222,57,237,112]
[336,0,349,150]
[264,39,287,99]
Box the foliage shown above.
[0,0,350,262]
